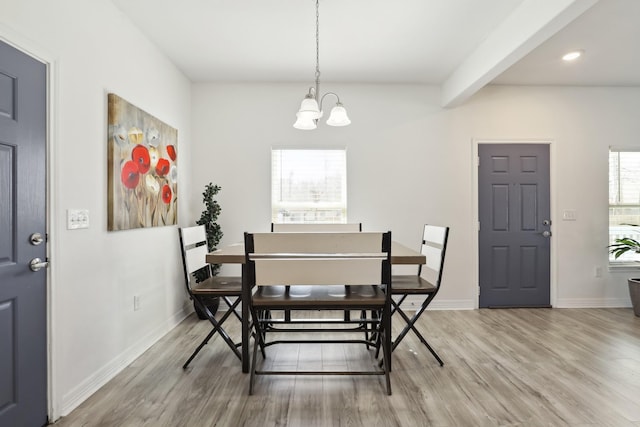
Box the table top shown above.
[206,241,425,265]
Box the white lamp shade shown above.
[293,112,317,130]
[297,97,321,119]
[326,104,351,126]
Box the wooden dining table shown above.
[206,241,425,373]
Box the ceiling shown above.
[111,0,640,106]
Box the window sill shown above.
[608,262,640,272]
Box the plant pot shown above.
[628,278,640,317]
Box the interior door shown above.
[478,143,551,308]
[0,40,48,426]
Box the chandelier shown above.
[293,0,351,130]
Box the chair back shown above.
[271,223,362,232]
[245,231,390,287]
[418,225,450,290]
[178,226,210,288]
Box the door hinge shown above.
[477,221,481,231]
[477,155,480,167]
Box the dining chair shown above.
[178,225,243,368]
[244,231,393,395]
[390,224,449,366]
[270,222,363,321]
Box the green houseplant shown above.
[196,183,224,273]
[193,183,224,319]
[608,231,640,317]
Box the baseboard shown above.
[398,296,475,311]
[555,298,631,308]
[59,306,191,417]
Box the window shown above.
[609,148,640,263]
[271,148,347,223]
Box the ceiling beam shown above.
[441,0,598,108]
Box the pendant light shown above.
[293,0,350,130]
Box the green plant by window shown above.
[609,224,640,260]
[196,183,223,275]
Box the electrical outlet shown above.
[595,267,602,278]
[133,295,140,311]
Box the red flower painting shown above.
[108,94,178,231]
[166,145,177,161]
[120,161,140,189]
[162,184,172,204]
[132,144,151,174]
[156,158,170,177]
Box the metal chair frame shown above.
[179,226,243,368]
[390,224,449,366]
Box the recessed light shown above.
[562,50,584,61]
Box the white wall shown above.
[192,82,640,309]
[1,0,194,419]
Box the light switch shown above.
[67,209,90,229]
[562,209,577,221]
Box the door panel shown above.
[479,144,551,308]
[0,40,47,426]
[0,144,14,264]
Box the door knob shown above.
[30,232,45,246]
[30,258,49,272]
[541,230,552,238]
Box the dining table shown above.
[206,240,426,373]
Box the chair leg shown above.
[249,332,260,395]
[249,306,268,395]
[256,309,267,359]
[183,297,242,368]
[382,303,392,393]
[390,294,408,316]
[206,303,243,359]
[391,297,443,366]
[369,310,382,357]
[182,327,217,369]
[222,296,242,322]
[360,310,370,349]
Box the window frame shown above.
[608,146,640,266]
[271,147,348,224]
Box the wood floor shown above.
[53,308,640,427]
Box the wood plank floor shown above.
[53,308,640,427]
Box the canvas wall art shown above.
[107,93,178,231]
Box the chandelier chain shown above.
[315,0,320,89]
[293,0,349,129]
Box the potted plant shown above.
[608,233,640,317]
[193,183,224,319]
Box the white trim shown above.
[398,296,475,311]
[471,139,556,309]
[609,146,640,153]
[271,145,348,151]
[555,298,631,308]
[0,25,59,421]
[608,263,640,272]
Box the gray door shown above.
[0,40,48,426]
[478,143,551,308]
